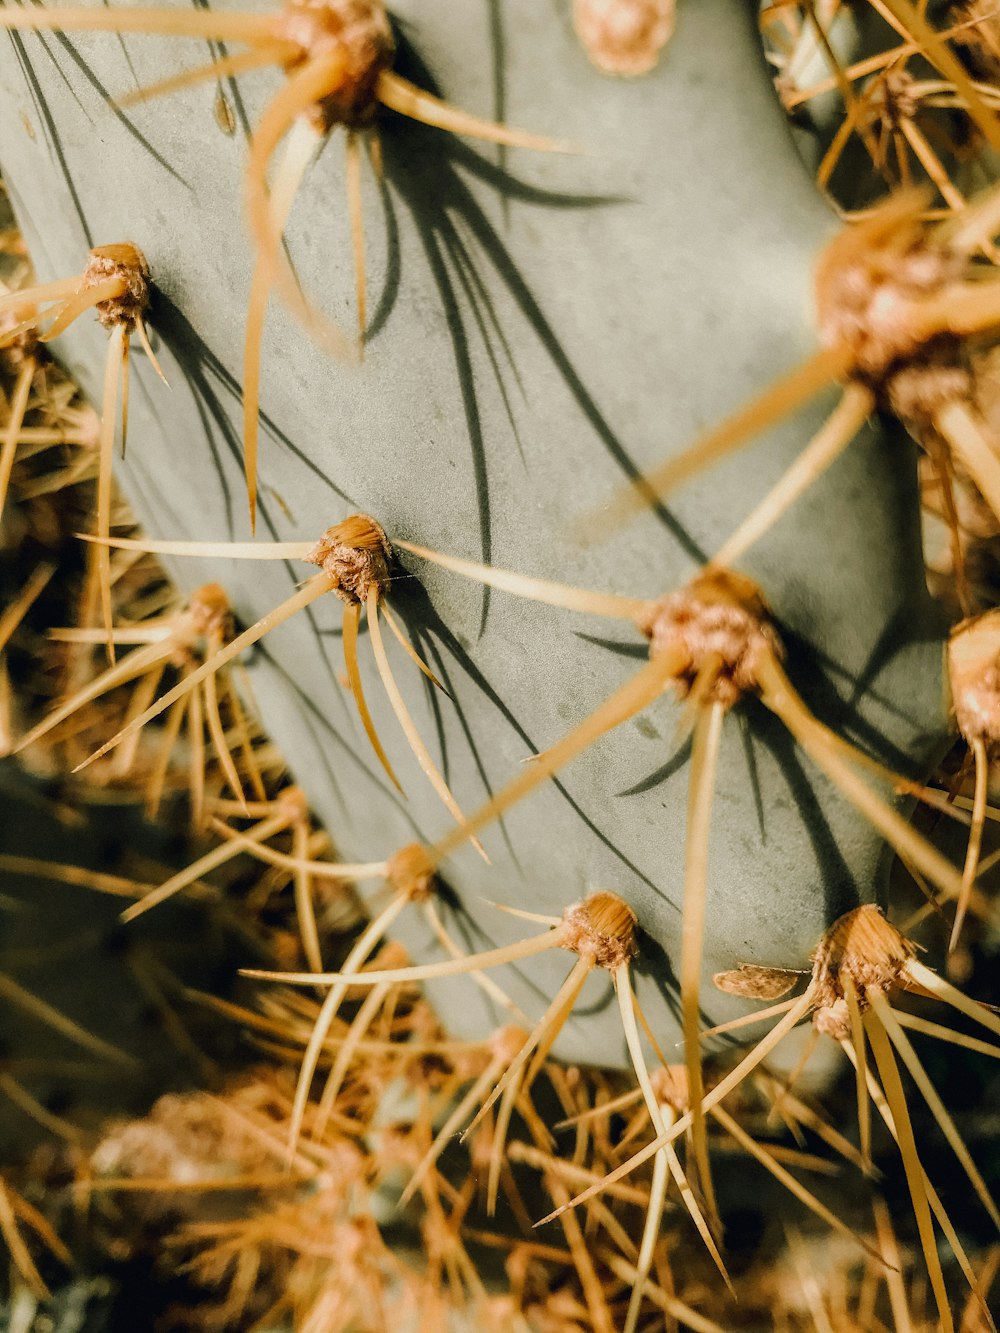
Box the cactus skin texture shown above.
[0,0,948,1066]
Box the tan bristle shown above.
[305,513,392,603]
[275,0,394,131]
[82,243,151,329]
[639,569,780,706]
[810,906,916,1039]
[560,891,637,969]
[385,843,436,902]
